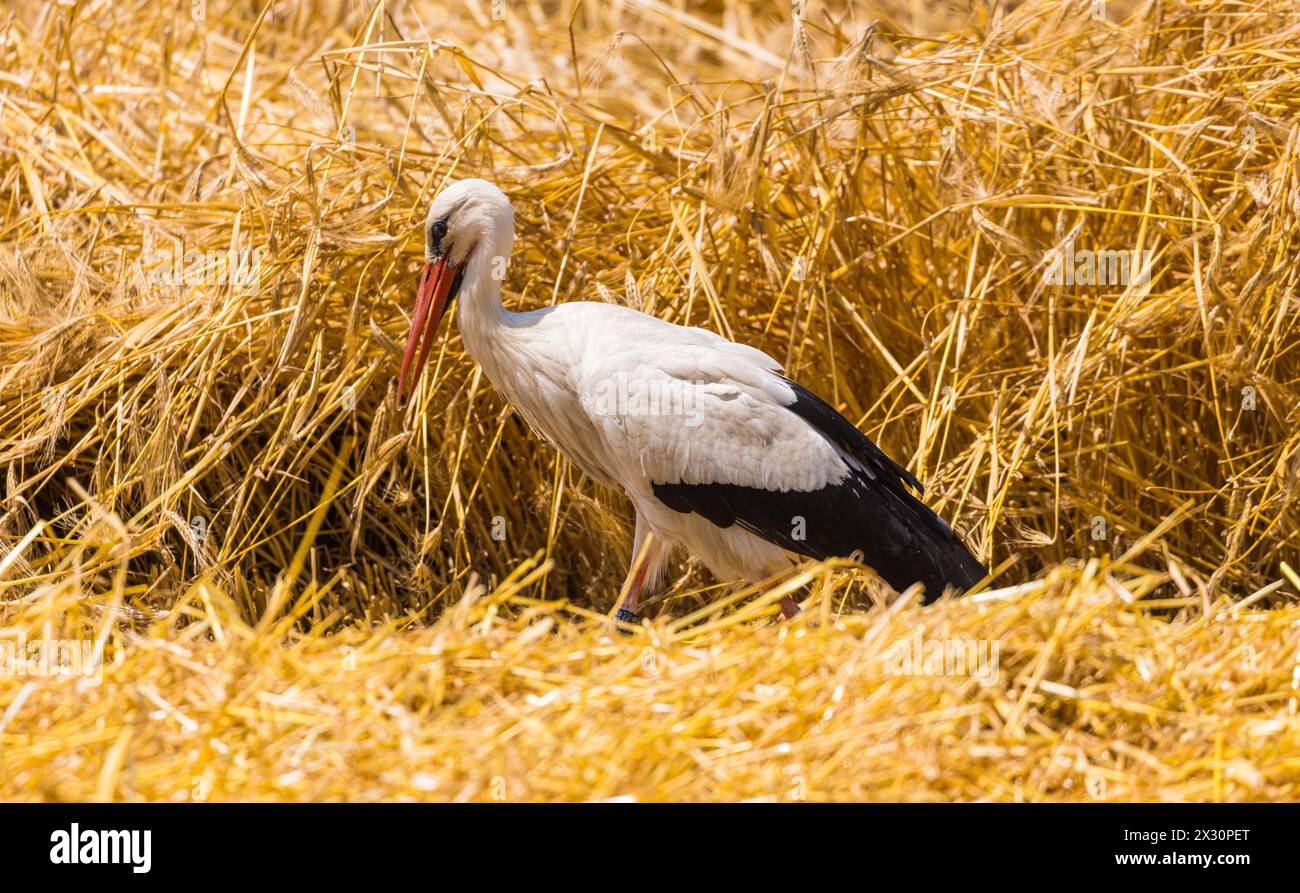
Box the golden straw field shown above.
[1,0,1299,801]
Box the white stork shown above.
[397,179,985,625]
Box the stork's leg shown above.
[614,513,665,630]
[753,556,802,620]
[615,559,650,626]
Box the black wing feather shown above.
[652,378,985,602]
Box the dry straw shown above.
[1,0,1298,800]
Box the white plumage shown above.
[397,179,984,623]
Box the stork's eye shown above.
[430,219,448,243]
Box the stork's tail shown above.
[877,496,986,603]
[776,378,986,602]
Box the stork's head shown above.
[397,178,514,404]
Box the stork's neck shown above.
[455,226,517,372]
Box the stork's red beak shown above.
[397,256,458,405]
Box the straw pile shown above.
[1,0,1298,801]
